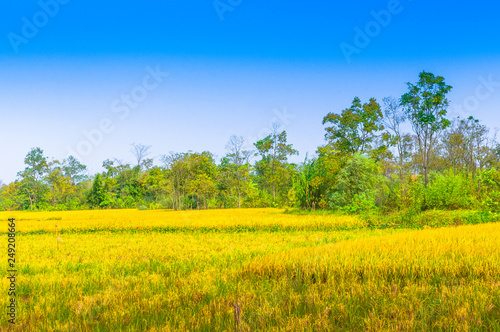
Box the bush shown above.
[479,168,500,212]
[364,209,498,229]
[328,154,384,213]
[424,170,476,210]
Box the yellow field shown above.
[0,209,499,331]
[3,208,363,233]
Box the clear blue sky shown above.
[1,0,500,183]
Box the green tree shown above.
[442,116,493,175]
[17,148,49,210]
[63,156,87,184]
[0,182,23,211]
[47,160,75,209]
[162,152,189,210]
[328,153,383,213]
[162,151,218,209]
[88,173,106,208]
[140,166,170,207]
[186,152,218,209]
[401,71,453,187]
[292,155,328,209]
[322,97,385,156]
[254,126,298,205]
[224,136,253,208]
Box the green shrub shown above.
[365,209,497,229]
[328,153,384,213]
[479,168,500,212]
[423,170,475,210]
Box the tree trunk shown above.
[26,189,33,211]
[424,165,428,188]
[423,134,429,188]
[237,187,241,209]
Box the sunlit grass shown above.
[0,208,364,233]
[0,209,498,331]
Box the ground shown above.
[1,208,499,331]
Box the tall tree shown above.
[254,125,298,204]
[323,97,385,156]
[225,135,253,208]
[162,152,189,210]
[162,151,217,210]
[131,143,152,167]
[382,96,409,182]
[292,155,328,209]
[47,159,75,208]
[62,156,87,184]
[442,116,492,174]
[17,148,49,210]
[401,71,452,187]
[186,152,217,209]
[88,173,106,208]
[141,166,170,206]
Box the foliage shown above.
[424,170,476,210]
[88,174,106,208]
[2,72,500,215]
[401,71,453,186]
[328,154,383,213]
[479,168,500,211]
[254,127,298,205]
[322,97,386,157]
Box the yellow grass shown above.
[0,208,498,331]
[0,208,364,233]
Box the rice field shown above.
[1,208,499,331]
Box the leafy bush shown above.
[328,154,384,213]
[423,170,476,210]
[479,168,500,212]
[365,209,497,229]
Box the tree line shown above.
[2,71,500,213]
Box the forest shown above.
[2,71,500,215]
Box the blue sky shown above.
[1,0,500,183]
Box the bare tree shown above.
[225,135,253,166]
[226,136,253,208]
[131,143,152,166]
[383,96,407,181]
[113,158,125,167]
